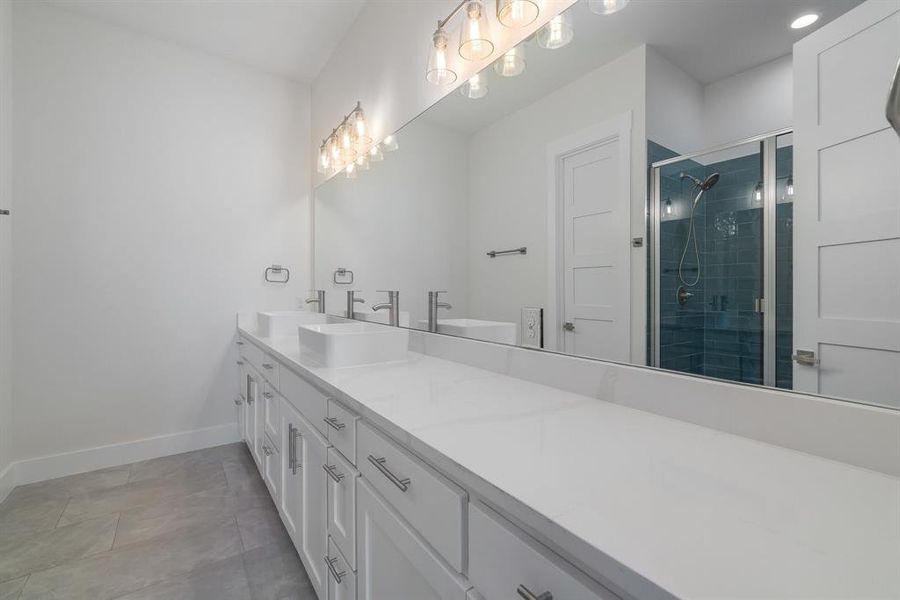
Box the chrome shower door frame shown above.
[649,128,792,387]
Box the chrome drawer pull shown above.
[236,341,244,345]
[288,425,302,474]
[367,455,410,492]
[262,363,274,370]
[324,555,346,584]
[263,391,273,399]
[323,417,346,431]
[517,585,553,600]
[236,360,244,365]
[323,464,345,483]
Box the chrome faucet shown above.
[427,291,452,333]
[346,290,366,319]
[371,290,400,326]
[305,290,325,314]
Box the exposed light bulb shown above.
[588,0,629,16]
[426,25,457,85]
[497,0,539,28]
[493,45,525,77]
[786,177,794,197]
[537,12,574,50]
[460,72,489,99]
[459,1,494,61]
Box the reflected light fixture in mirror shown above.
[494,44,526,77]
[496,0,539,28]
[787,176,794,197]
[382,134,399,152]
[426,24,458,85]
[355,153,370,171]
[460,72,489,99]
[344,161,357,179]
[368,144,383,162]
[588,0,629,16]
[459,1,494,60]
[537,12,574,49]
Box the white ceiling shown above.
[45,0,366,83]
[422,0,862,134]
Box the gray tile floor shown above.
[0,443,316,600]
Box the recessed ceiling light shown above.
[791,13,820,29]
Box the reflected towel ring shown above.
[265,265,290,283]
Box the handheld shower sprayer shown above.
[675,172,720,303]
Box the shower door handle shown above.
[563,322,575,332]
[0,209,8,216]
[792,349,819,367]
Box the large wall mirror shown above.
[315,0,900,410]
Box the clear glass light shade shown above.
[460,72,489,99]
[426,27,457,85]
[588,0,629,15]
[345,162,357,179]
[353,110,372,150]
[331,155,345,175]
[355,153,370,171]
[496,0,539,28]
[754,182,763,202]
[537,13,573,49]
[494,45,525,77]
[382,134,399,152]
[368,144,384,162]
[459,1,494,61]
[665,198,673,215]
[786,177,794,197]
[317,147,330,174]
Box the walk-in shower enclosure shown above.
[650,130,794,389]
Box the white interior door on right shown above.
[555,120,631,362]
[793,0,900,407]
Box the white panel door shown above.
[356,479,470,600]
[793,0,900,407]
[555,121,630,362]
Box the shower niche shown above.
[650,133,794,388]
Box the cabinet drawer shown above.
[326,447,359,569]
[325,398,358,465]
[469,502,619,600]
[326,537,356,600]
[262,383,281,450]
[240,340,279,389]
[280,367,329,438]
[357,421,466,573]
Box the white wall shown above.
[11,3,310,464]
[310,0,577,187]
[315,119,470,325]
[702,54,793,147]
[0,0,13,498]
[467,46,648,360]
[645,46,705,155]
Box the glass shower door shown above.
[652,140,766,385]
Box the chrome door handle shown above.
[563,322,575,332]
[323,417,346,431]
[262,363,274,370]
[288,425,301,474]
[367,455,410,492]
[324,555,346,584]
[792,349,819,366]
[517,585,553,600]
[323,463,345,483]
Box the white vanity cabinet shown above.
[357,478,471,600]
[468,502,619,600]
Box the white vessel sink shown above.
[298,322,409,367]
[258,310,339,337]
[417,318,517,345]
[348,308,411,327]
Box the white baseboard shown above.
[4,422,240,493]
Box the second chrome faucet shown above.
[427,291,452,333]
[371,290,400,326]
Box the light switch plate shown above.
[521,306,543,349]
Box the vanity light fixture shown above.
[460,72,489,99]
[426,24,457,85]
[494,44,525,77]
[537,12,574,50]
[459,1,494,61]
[318,102,394,179]
[588,0,629,16]
[786,176,794,197]
[496,0,539,28]
[790,13,819,29]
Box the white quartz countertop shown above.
[240,328,900,600]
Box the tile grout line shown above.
[110,512,122,551]
[13,573,29,600]
[52,497,71,529]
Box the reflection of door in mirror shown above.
[551,116,631,363]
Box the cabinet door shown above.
[262,383,281,449]
[297,411,329,599]
[262,432,281,501]
[246,369,261,465]
[326,538,356,600]
[280,399,303,544]
[357,479,470,600]
[326,447,359,570]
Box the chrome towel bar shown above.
[487,246,526,258]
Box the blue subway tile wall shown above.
[649,140,794,388]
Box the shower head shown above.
[680,172,720,191]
